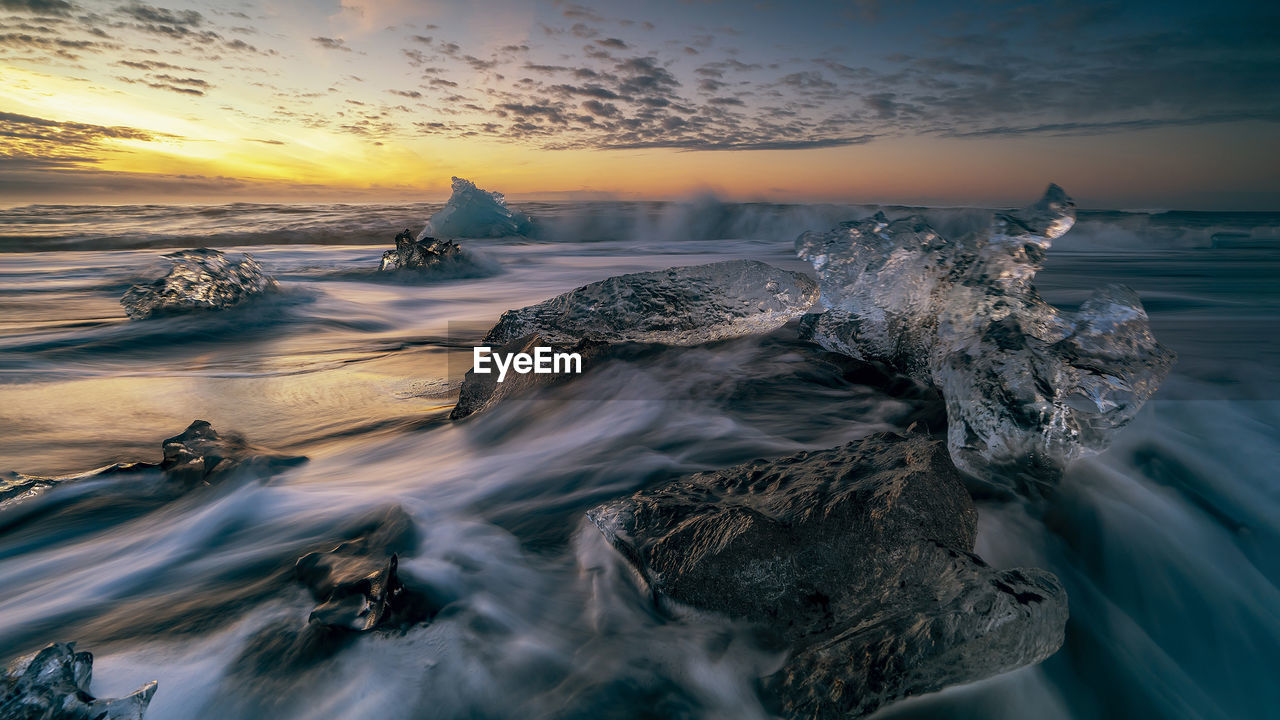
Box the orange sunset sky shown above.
[1,0,1277,208]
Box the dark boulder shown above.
[587,433,1067,718]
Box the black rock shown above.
[1,642,156,720]
[587,433,1068,718]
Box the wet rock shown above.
[121,248,276,320]
[588,433,1068,718]
[796,185,1175,485]
[378,228,464,272]
[1,642,156,720]
[450,260,818,419]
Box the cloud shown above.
[312,36,351,52]
[119,2,203,27]
[0,0,74,15]
[0,111,178,167]
[597,135,879,151]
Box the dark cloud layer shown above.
[0,0,1276,162]
[376,2,1279,153]
[0,111,176,167]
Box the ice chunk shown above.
[451,260,818,418]
[1,642,157,719]
[486,259,818,346]
[121,248,276,320]
[797,185,1175,484]
[379,228,464,271]
[421,176,533,239]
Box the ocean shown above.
[1,200,1278,719]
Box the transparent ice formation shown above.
[421,176,534,240]
[120,248,277,320]
[485,259,819,347]
[797,185,1175,481]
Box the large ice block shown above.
[797,185,1174,482]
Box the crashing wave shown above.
[421,177,534,240]
[120,248,277,320]
[797,185,1175,485]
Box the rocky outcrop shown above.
[121,248,276,320]
[378,228,464,272]
[450,260,819,419]
[1,642,157,720]
[796,186,1174,485]
[588,433,1068,718]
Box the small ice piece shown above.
[797,185,1175,483]
[120,248,277,319]
[421,176,533,239]
[1,642,157,719]
[379,228,464,271]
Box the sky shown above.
[0,0,1277,208]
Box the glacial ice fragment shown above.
[421,176,533,239]
[797,185,1174,483]
[1,642,157,719]
[120,248,277,319]
[448,258,819,417]
[485,259,819,347]
[450,260,818,418]
[379,228,465,271]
